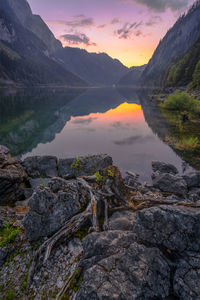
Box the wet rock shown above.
[133,205,200,252]
[0,145,28,205]
[77,232,170,300]
[23,156,58,178]
[174,252,200,300]
[23,177,89,241]
[183,172,200,188]
[152,161,179,175]
[58,154,112,178]
[152,173,187,196]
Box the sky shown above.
[27,0,195,67]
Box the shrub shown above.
[161,91,200,113]
[0,222,20,247]
[192,60,200,89]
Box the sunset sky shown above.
[27,0,195,67]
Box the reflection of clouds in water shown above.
[111,121,135,130]
[71,117,97,125]
[71,127,96,132]
[113,135,155,146]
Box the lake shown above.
[0,87,193,181]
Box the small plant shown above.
[161,90,200,114]
[4,288,15,300]
[0,222,20,247]
[71,157,83,172]
[95,171,104,183]
[108,169,115,177]
[175,137,199,150]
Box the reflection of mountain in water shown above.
[0,87,140,156]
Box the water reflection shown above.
[0,87,194,181]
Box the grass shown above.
[0,222,20,248]
[161,90,200,114]
[175,137,199,150]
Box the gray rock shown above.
[183,172,200,188]
[152,173,188,196]
[0,146,28,205]
[152,161,178,175]
[29,178,51,189]
[23,177,89,241]
[108,211,135,231]
[174,252,200,300]
[58,154,112,178]
[0,248,8,267]
[123,171,140,187]
[133,205,200,252]
[23,156,58,178]
[77,231,170,300]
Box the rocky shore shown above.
[0,145,200,299]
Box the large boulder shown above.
[58,154,112,178]
[152,172,188,196]
[152,161,178,175]
[23,156,58,178]
[0,145,28,205]
[23,177,89,241]
[76,231,170,300]
[133,205,200,252]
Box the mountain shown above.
[165,34,200,88]
[117,65,146,86]
[55,47,129,85]
[0,0,85,86]
[141,0,200,87]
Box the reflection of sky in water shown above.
[24,102,188,181]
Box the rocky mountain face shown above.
[117,65,146,86]
[55,47,129,85]
[141,0,200,87]
[0,0,85,86]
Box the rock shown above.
[29,178,51,189]
[77,231,170,300]
[0,145,28,205]
[108,211,135,231]
[133,205,200,252]
[23,156,58,178]
[173,252,200,300]
[152,173,187,196]
[123,171,140,187]
[152,161,178,175]
[183,172,200,188]
[0,248,8,267]
[58,154,112,178]
[188,187,200,202]
[23,177,89,241]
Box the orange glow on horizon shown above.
[70,102,144,127]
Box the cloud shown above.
[113,135,155,145]
[111,18,120,24]
[115,21,143,39]
[145,15,162,26]
[97,24,107,29]
[72,117,96,124]
[129,0,190,12]
[60,33,97,46]
[46,15,94,28]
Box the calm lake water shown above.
[0,87,193,181]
